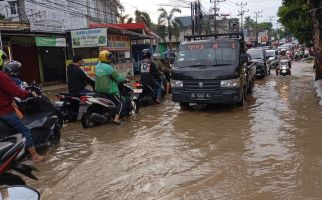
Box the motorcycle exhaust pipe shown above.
[90,113,108,124]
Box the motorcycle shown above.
[0,84,62,149]
[279,60,291,77]
[55,92,95,123]
[133,79,166,106]
[0,134,40,200]
[79,84,139,128]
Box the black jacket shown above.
[140,59,161,88]
[67,64,95,95]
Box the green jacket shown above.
[95,62,126,95]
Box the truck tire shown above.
[247,81,254,94]
[179,103,189,109]
[237,89,246,106]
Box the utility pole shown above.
[254,10,263,46]
[236,2,248,32]
[17,0,28,22]
[210,0,225,34]
[191,0,203,35]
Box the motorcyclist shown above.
[67,55,95,96]
[276,49,291,76]
[140,49,162,103]
[3,61,25,88]
[0,49,8,70]
[152,53,171,94]
[0,70,44,163]
[95,50,127,125]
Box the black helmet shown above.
[142,49,152,59]
[4,61,22,77]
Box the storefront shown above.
[67,26,154,78]
[1,28,67,84]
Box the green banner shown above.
[35,37,66,47]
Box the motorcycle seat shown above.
[0,142,15,160]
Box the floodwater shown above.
[28,61,322,200]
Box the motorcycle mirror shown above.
[0,186,40,200]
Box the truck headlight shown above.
[171,80,183,88]
[221,78,240,88]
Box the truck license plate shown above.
[191,93,211,100]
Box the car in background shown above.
[247,48,269,78]
[265,49,278,69]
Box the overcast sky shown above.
[120,0,282,28]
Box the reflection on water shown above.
[32,62,322,199]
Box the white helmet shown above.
[281,49,286,52]
[152,53,161,60]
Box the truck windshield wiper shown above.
[177,64,207,69]
[209,64,231,66]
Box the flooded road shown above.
[30,61,322,199]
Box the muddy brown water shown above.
[26,62,322,200]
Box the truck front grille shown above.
[184,80,220,91]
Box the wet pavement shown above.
[28,61,322,200]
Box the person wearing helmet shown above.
[95,50,127,125]
[152,53,171,94]
[0,49,8,70]
[140,49,162,103]
[276,49,291,75]
[0,70,44,163]
[67,55,95,95]
[4,60,24,87]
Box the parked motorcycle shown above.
[279,60,291,77]
[80,84,139,128]
[0,134,40,199]
[0,84,62,149]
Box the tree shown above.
[134,10,151,27]
[308,0,322,79]
[0,14,5,20]
[244,16,256,30]
[277,0,313,44]
[118,14,133,24]
[158,8,182,49]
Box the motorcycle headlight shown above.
[221,78,240,88]
[171,80,183,88]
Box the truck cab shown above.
[171,33,256,108]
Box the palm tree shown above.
[118,14,133,24]
[158,8,182,49]
[134,10,152,27]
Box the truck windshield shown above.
[175,42,237,67]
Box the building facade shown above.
[0,0,120,30]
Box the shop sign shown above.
[107,35,131,50]
[66,58,133,78]
[35,37,66,47]
[71,28,107,48]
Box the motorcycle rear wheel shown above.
[81,113,93,129]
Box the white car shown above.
[265,50,278,69]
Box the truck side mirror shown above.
[240,54,248,65]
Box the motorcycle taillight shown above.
[56,95,63,100]
[134,82,142,88]
[80,96,89,102]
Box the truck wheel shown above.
[237,90,246,106]
[179,103,189,110]
[247,81,253,94]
